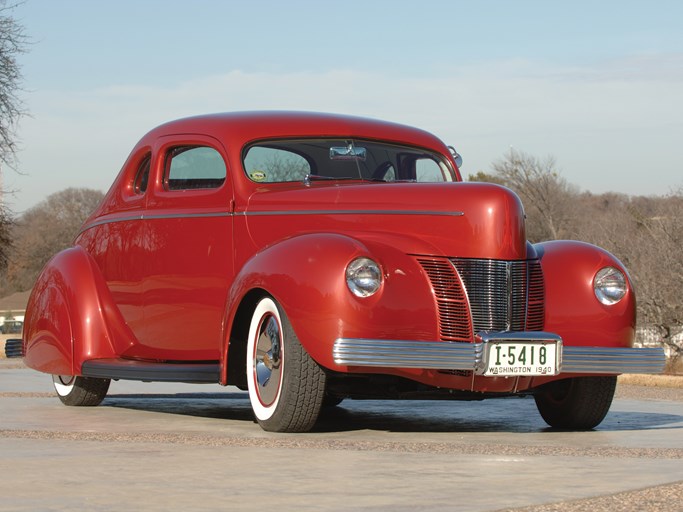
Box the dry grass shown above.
[618,373,683,388]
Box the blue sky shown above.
[6,0,683,212]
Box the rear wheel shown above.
[534,376,617,430]
[246,296,326,432]
[52,375,111,406]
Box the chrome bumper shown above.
[332,333,666,375]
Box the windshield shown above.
[243,139,454,183]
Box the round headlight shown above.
[346,257,382,298]
[594,267,627,305]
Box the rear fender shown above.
[537,240,635,347]
[24,246,137,375]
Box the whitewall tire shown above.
[52,374,110,406]
[246,296,326,432]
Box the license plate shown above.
[480,341,560,376]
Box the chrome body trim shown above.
[80,209,463,234]
[240,210,464,217]
[332,336,666,375]
[80,211,232,233]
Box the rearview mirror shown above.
[330,145,367,161]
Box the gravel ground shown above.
[616,383,683,402]
[497,481,683,512]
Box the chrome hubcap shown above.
[254,313,282,406]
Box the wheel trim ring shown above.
[52,375,75,396]
[253,313,284,407]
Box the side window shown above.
[165,146,226,190]
[134,154,151,194]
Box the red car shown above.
[18,111,664,432]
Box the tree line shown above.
[0,188,104,293]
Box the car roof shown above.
[141,111,450,153]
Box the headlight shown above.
[593,267,627,305]
[346,257,382,297]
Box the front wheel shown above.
[534,376,617,430]
[52,375,111,406]
[246,296,326,432]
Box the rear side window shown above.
[134,155,151,194]
[165,146,226,190]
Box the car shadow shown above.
[102,392,683,434]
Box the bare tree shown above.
[4,188,104,292]
[0,1,27,169]
[485,149,579,241]
[0,1,28,278]
[624,194,683,368]
[467,170,507,186]
[0,201,11,270]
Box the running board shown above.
[81,358,220,383]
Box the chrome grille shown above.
[418,256,545,342]
[450,258,545,333]
[416,258,472,342]
[526,260,545,330]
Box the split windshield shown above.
[243,139,454,184]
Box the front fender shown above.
[24,246,137,375]
[537,240,635,348]
[226,233,438,370]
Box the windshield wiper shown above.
[303,174,380,185]
[304,174,417,185]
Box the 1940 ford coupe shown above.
[15,111,665,432]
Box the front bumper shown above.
[332,332,666,375]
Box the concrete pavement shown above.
[1,362,682,511]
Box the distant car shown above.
[20,111,664,432]
[2,320,22,334]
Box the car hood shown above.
[243,181,528,260]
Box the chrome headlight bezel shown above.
[593,266,627,305]
[346,257,382,298]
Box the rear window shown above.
[243,139,453,183]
